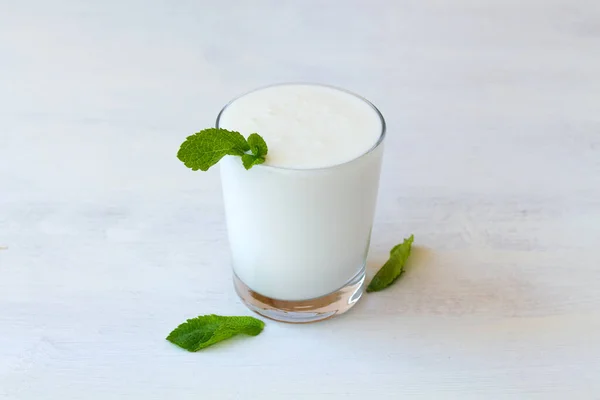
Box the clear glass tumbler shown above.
[217,84,385,323]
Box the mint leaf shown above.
[247,133,268,158]
[177,128,252,171]
[166,314,265,352]
[366,235,414,293]
[177,128,269,171]
[240,133,268,169]
[242,153,265,170]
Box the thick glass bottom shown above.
[233,267,365,323]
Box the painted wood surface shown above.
[1,1,600,398]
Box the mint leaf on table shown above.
[367,235,414,293]
[167,314,265,352]
[177,128,268,171]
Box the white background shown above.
[1,0,600,398]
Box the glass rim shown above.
[215,82,387,171]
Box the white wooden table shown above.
[2,1,600,398]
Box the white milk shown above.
[218,84,384,301]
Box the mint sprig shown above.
[242,133,268,169]
[177,128,268,171]
[166,314,265,352]
[367,235,414,293]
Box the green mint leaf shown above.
[247,133,268,158]
[177,128,269,171]
[166,314,265,352]
[366,235,414,293]
[241,153,266,170]
[177,128,251,171]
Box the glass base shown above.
[233,267,365,323]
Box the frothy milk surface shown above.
[218,84,382,169]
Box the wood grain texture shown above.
[1,0,600,398]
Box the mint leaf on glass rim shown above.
[247,133,268,158]
[367,235,414,293]
[166,314,265,352]
[242,153,265,170]
[241,133,268,169]
[177,128,268,171]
